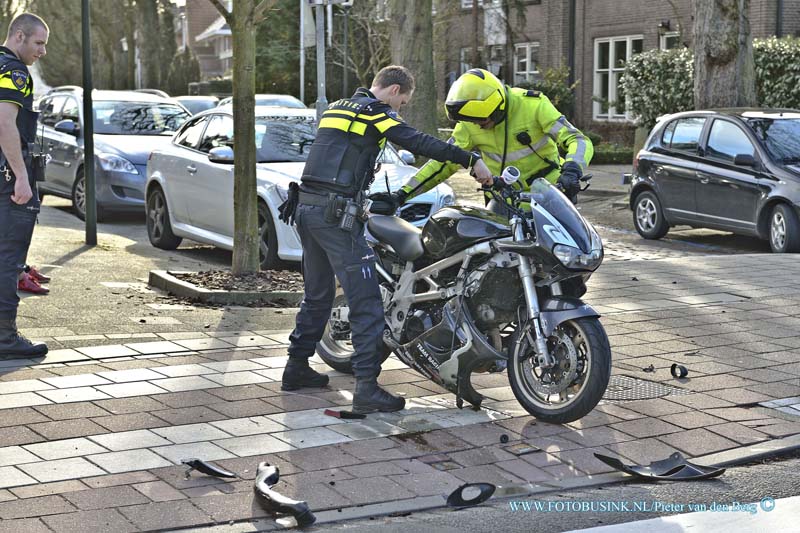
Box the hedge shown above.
[621,37,800,129]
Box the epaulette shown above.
[525,90,541,97]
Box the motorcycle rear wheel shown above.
[316,294,392,374]
[508,317,611,424]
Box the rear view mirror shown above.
[398,149,416,166]
[54,119,80,137]
[733,153,757,167]
[208,146,234,164]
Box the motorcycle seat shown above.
[367,215,424,261]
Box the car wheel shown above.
[258,202,280,270]
[633,190,669,239]
[769,203,800,253]
[146,186,182,250]
[71,169,105,221]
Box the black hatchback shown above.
[629,109,800,252]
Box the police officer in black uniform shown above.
[0,13,49,358]
[278,65,493,413]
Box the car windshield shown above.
[93,101,190,135]
[256,96,306,109]
[256,116,316,163]
[745,118,800,163]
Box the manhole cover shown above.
[602,375,690,402]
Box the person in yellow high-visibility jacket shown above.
[395,68,593,208]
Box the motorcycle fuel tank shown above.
[422,206,512,261]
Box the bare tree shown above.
[327,0,391,88]
[693,0,756,108]
[208,0,276,275]
[389,0,436,135]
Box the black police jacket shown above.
[301,88,473,198]
[0,46,38,194]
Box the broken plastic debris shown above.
[254,462,316,527]
[505,443,540,456]
[642,364,655,373]
[447,483,496,508]
[499,434,509,444]
[324,408,366,420]
[181,458,237,479]
[670,363,689,379]
[593,452,725,481]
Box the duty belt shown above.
[298,191,354,207]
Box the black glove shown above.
[368,190,407,215]
[278,182,299,225]
[557,162,582,198]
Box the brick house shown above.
[174,0,233,80]
[433,0,800,139]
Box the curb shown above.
[176,433,800,532]
[148,270,304,306]
[582,188,627,198]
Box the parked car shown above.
[135,88,170,99]
[629,109,800,253]
[35,87,191,220]
[216,94,306,109]
[174,95,219,115]
[146,107,455,269]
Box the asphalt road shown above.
[319,449,800,533]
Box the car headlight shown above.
[276,186,289,202]
[96,153,138,174]
[439,194,455,208]
[553,244,603,270]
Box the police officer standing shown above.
[0,13,49,358]
[397,68,593,207]
[278,65,492,414]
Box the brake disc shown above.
[528,329,578,396]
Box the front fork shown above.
[512,216,555,368]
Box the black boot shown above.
[352,377,405,414]
[0,319,48,358]
[281,357,330,391]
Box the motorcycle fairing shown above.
[393,297,505,409]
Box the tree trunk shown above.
[693,0,756,108]
[230,3,260,275]
[389,0,437,135]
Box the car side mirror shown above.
[733,153,757,167]
[54,119,80,137]
[208,146,234,164]
[398,149,416,166]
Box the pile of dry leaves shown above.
[174,270,304,292]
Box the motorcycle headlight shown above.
[439,194,455,208]
[553,244,603,270]
[96,153,138,174]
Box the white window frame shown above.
[459,46,484,75]
[593,35,643,121]
[513,42,540,84]
[660,31,681,50]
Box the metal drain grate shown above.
[602,375,691,402]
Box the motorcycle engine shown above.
[402,307,440,343]
[466,267,523,330]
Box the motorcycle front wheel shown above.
[508,317,611,424]
[316,294,392,374]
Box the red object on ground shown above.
[18,272,49,295]
[26,266,51,283]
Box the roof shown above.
[660,108,800,121]
[195,16,231,43]
[46,88,178,104]
[197,106,315,119]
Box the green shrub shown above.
[592,143,634,165]
[621,37,800,130]
[583,130,603,145]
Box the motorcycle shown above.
[317,167,611,424]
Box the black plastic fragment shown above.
[446,483,496,508]
[593,452,725,481]
[642,364,655,373]
[324,408,367,420]
[499,434,509,444]
[181,458,237,479]
[671,363,689,378]
[254,462,317,527]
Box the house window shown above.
[594,35,643,121]
[460,46,484,74]
[660,31,681,50]
[514,42,540,84]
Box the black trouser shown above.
[287,204,385,379]
[0,190,39,321]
